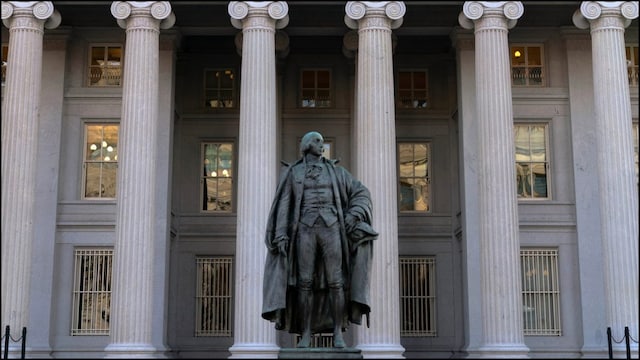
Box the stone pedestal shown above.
[279,347,362,359]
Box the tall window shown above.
[83,123,119,199]
[205,68,236,108]
[88,45,122,87]
[398,142,431,212]
[515,124,550,200]
[201,142,233,212]
[195,256,233,337]
[397,70,429,109]
[521,248,561,336]
[399,256,436,336]
[511,44,544,86]
[1,44,7,86]
[300,69,331,108]
[627,45,639,86]
[71,248,113,336]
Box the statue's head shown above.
[300,131,324,155]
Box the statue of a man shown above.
[262,131,378,348]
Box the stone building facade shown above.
[1,1,638,358]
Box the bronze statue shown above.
[262,131,378,348]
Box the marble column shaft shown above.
[106,1,173,356]
[574,1,639,353]
[345,2,405,358]
[1,0,59,342]
[459,2,528,356]
[228,2,288,358]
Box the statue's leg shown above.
[297,288,313,348]
[330,287,345,348]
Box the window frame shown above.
[396,69,430,109]
[397,140,432,213]
[82,121,119,200]
[87,43,123,87]
[514,122,551,201]
[299,68,333,108]
[510,43,545,87]
[200,140,235,213]
[203,68,237,109]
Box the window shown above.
[511,45,544,86]
[1,44,7,86]
[205,68,236,108]
[399,256,436,336]
[300,69,331,108]
[627,45,639,86]
[201,142,233,212]
[71,248,113,336]
[521,248,561,336]
[88,45,122,87]
[195,256,233,337]
[634,122,639,185]
[515,124,550,200]
[397,70,429,109]
[83,123,119,199]
[294,334,334,348]
[398,142,431,212]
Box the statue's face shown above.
[307,134,324,156]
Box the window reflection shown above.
[399,142,431,212]
[515,124,549,199]
[202,142,233,211]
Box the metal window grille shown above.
[399,256,436,337]
[195,257,233,337]
[520,249,562,336]
[71,248,113,335]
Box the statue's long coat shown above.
[262,157,377,334]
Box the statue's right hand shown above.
[277,240,288,257]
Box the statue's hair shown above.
[300,131,323,155]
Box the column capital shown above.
[2,1,61,30]
[572,1,639,30]
[111,1,175,30]
[458,1,523,30]
[228,1,289,30]
[344,1,406,30]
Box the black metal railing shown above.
[1,326,26,360]
[608,326,638,360]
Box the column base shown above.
[104,343,168,358]
[356,344,406,359]
[228,344,281,359]
[279,347,362,359]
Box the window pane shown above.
[413,72,427,89]
[530,126,546,162]
[516,164,531,198]
[85,163,102,198]
[102,163,117,198]
[527,46,541,66]
[317,70,330,88]
[301,70,315,88]
[514,126,531,162]
[398,71,411,89]
[532,163,547,198]
[511,46,526,66]
[91,47,105,65]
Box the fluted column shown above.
[459,2,529,357]
[228,2,288,358]
[573,2,639,357]
[345,2,405,358]
[105,2,174,357]
[1,1,60,354]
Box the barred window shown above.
[71,248,113,336]
[293,334,334,348]
[195,256,233,337]
[397,70,429,109]
[398,142,431,212]
[399,256,436,337]
[515,124,550,200]
[300,69,332,108]
[511,44,544,86]
[627,45,639,86]
[201,142,234,212]
[205,68,236,108]
[521,248,561,336]
[83,123,119,199]
[88,44,122,87]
